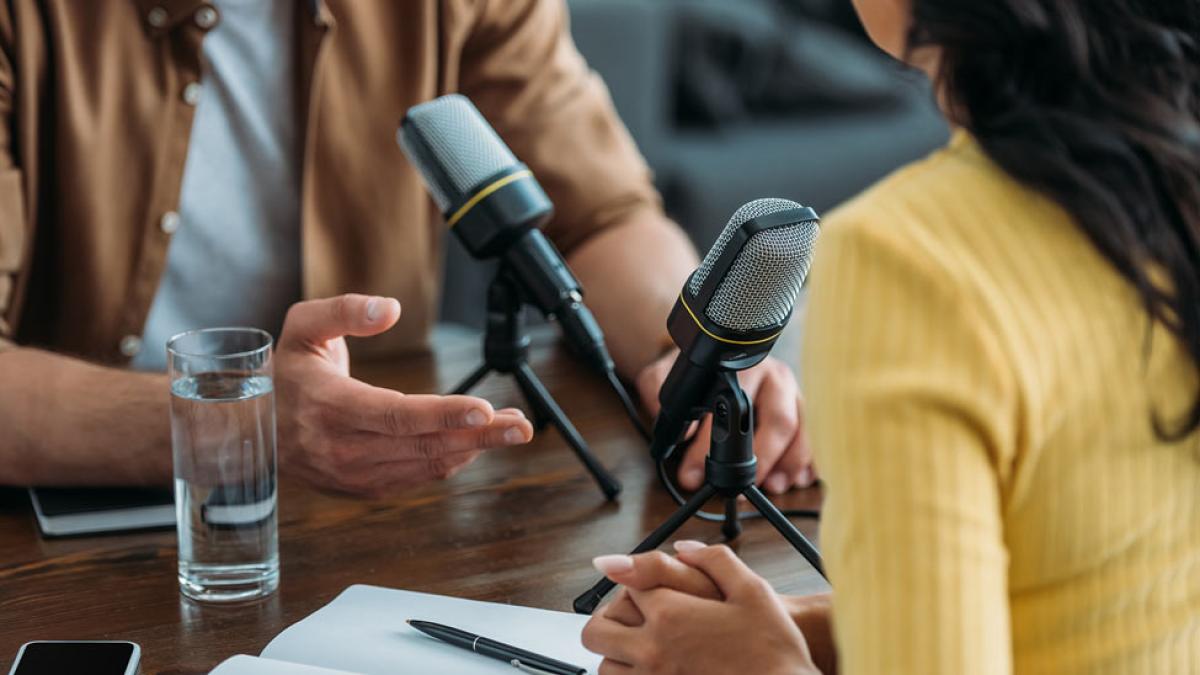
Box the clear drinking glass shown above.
[168,328,279,603]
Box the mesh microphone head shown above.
[688,198,820,332]
[398,94,519,212]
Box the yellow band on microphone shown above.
[446,169,534,228]
[678,294,783,346]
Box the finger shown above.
[581,616,643,664]
[327,378,497,436]
[635,350,677,418]
[388,448,483,481]
[390,413,533,459]
[598,589,643,627]
[625,586,713,624]
[279,294,401,349]
[593,551,722,599]
[773,399,815,490]
[737,363,770,398]
[355,450,484,496]
[676,413,712,490]
[331,411,532,468]
[751,369,802,491]
[598,659,635,675]
[673,544,768,599]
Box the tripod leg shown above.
[513,372,552,431]
[742,485,826,579]
[722,496,742,540]
[450,364,491,396]
[514,363,622,501]
[573,483,719,615]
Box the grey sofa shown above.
[438,0,949,330]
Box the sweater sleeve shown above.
[802,208,1018,675]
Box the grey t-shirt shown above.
[133,0,300,370]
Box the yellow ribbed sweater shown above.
[803,131,1200,675]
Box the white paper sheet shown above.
[259,585,601,674]
[210,654,359,674]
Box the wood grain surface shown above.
[0,330,826,673]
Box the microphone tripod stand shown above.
[451,264,622,501]
[572,370,824,614]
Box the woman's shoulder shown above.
[817,129,1083,305]
[826,129,1060,244]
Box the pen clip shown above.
[509,658,555,674]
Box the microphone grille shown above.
[691,198,820,332]
[399,94,519,211]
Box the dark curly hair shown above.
[907,1,1200,439]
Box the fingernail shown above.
[673,540,706,553]
[796,467,813,488]
[504,427,526,444]
[593,555,634,576]
[465,409,488,428]
[767,471,789,495]
[682,467,704,489]
[365,297,382,322]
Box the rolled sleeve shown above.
[0,6,24,351]
[459,0,665,255]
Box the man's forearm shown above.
[0,348,172,486]
[568,215,698,378]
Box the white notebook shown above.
[209,585,601,674]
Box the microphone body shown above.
[398,95,614,373]
[650,199,821,460]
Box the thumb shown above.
[673,544,766,600]
[593,551,723,599]
[279,294,401,349]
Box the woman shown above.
[582,1,1200,673]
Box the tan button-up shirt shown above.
[0,0,662,362]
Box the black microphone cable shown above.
[606,369,653,443]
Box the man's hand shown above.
[636,350,814,494]
[275,294,533,497]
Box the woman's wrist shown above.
[783,593,837,675]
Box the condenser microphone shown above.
[397,94,613,374]
[650,198,821,461]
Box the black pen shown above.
[407,619,587,675]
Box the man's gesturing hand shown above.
[636,350,814,495]
[275,294,533,497]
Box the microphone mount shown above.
[572,370,825,614]
[450,264,622,501]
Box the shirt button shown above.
[182,82,202,106]
[194,5,219,29]
[119,335,143,358]
[160,211,181,235]
[147,7,168,28]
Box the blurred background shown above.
[439,0,950,367]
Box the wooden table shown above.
[0,331,826,674]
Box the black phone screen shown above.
[12,642,136,675]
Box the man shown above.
[0,0,812,497]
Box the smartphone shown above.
[8,641,140,675]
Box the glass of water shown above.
[168,328,279,603]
